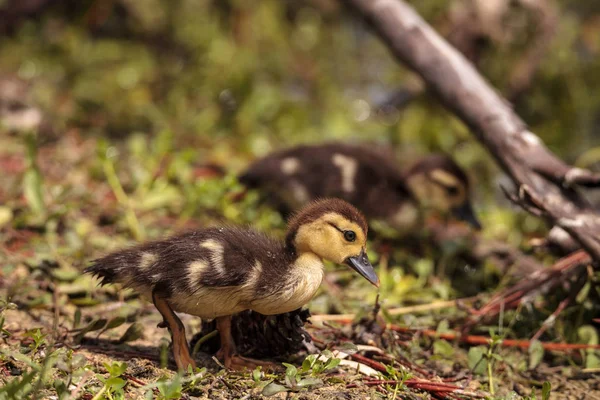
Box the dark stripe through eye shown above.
[327,223,357,242]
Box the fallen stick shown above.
[310,297,475,323]
[386,298,475,316]
[389,326,600,351]
[348,377,487,398]
[309,317,600,351]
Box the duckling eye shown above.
[344,230,356,242]
[445,185,459,196]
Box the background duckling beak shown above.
[345,249,379,287]
[452,202,482,230]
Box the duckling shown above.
[239,143,481,232]
[85,198,378,371]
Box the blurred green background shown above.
[2,0,600,307]
[2,3,600,397]
[2,0,599,157]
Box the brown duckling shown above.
[239,143,481,232]
[85,198,378,371]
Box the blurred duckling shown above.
[86,199,378,371]
[239,143,481,232]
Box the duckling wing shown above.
[86,227,292,318]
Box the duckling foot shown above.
[152,290,197,371]
[224,354,281,372]
[216,315,281,372]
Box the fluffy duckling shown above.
[239,143,481,232]
[85,199,378,371]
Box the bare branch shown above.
[341,0,600,262]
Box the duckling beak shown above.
[452,202,482,230]
[345,249,379,287]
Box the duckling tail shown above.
[84,261,116,286]
[84,249,140,286]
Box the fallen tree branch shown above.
[348,377,488,399]
[341,0,600,262]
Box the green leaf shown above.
[528,340,544,370]
[413,259,433,280]
[338,342,358,355]
[262,382,289,396]
[577,326,600,369]
[50,268,80,282]
[0,369,37,398]
[252,367,262,382]
[578,326,598,345]
[586,352,600,369]
[301,354,317,372]
[23,167,45,217]
[433,340,455,357]
[321,349,333,358]
[74,318,107,342]
[467,346,488,375]
[296,377,323,388]
[106,316,127,330]
[118,323,144,343]
[325,357,341,370]
[105,361,127,377]
[542,381,552,400]
[436,319,451,334]
[82,319,108,333]
[106,376,127,391]
[282,362,297,378]
[138,185,182,211]
[73,309,81,330]
[153,374,182,399]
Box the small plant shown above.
[384,363,412,383]
[517,381,552,400]
[23,329,47,355]
[382,363,412,398]
[142,369,206,400]
[0,347,64,400]
[261,350,342,396]
[93,361,128,400]
[147,374,182,400]
[0,300,16,340]
[300,350,341,376]
[468,331,504,395]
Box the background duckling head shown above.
[403,154,481,230]
[286,198,379,286]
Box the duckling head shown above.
[286,198,379,287]
[404,154,481,230]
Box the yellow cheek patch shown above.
[430,169,460,188]
[429,170,467,205]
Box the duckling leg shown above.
[216,315,280,371]
[152,291,196,371]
